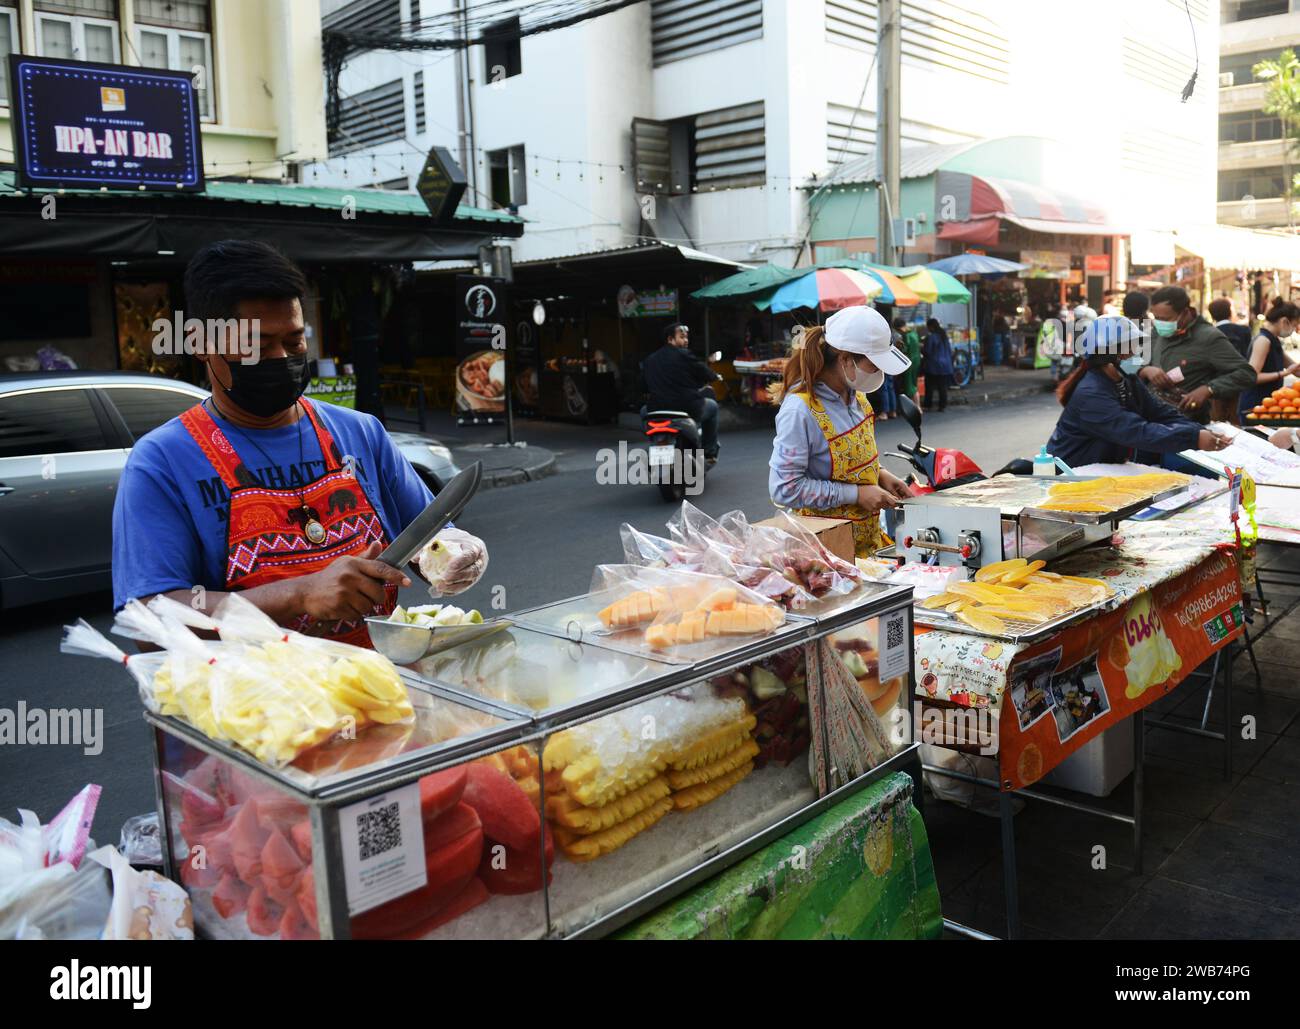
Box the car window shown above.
[0,388,111,459]
[102,386,201,441]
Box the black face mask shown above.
[224,354,310,418]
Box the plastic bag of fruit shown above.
[589,565,785,652]
[728,509,862,604]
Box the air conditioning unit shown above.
[1219,71,1235,87]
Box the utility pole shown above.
[453,0,468,183]
[454,0,477,196]
[876,0,901,267]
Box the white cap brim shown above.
[872,344,912,375]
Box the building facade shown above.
[313,0,1220,266]
[1218,0,1300,230]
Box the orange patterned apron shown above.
[178,399,396,647]
[792,389,885,558]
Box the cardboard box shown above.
[756,513,856,564]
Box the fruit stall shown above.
[882,468,1248,939]
[67,508,925,940]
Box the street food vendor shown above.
[111,240,487,647]
[1046,316,1229,471]
[768,305,913,557]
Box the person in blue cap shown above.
[1046,316,1230,471]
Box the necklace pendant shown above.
[305,517,327,545]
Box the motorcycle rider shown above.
[643,323,720,465]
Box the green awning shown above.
[0,171,520,226]
[691,263,803,301]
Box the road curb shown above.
[449,444,558,490]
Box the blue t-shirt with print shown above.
[111,401,433,609]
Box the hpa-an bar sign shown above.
[9,55,204,192]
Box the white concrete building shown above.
[310,0,1221,266]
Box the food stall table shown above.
[613,771,942,940]
[911,518,1245,939]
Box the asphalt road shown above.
[0,392,1064,846]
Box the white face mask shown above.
[843,357,884,393]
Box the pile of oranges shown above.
[1247,385,1300,422]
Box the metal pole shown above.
[1224,643,1234,781]
[453,0,470,188]
[999,789,1020,940]
[1132,708,1145,876]
[876,0,901,267]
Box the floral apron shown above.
[792,389,885,558]
[178,398,397,648]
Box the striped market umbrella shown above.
[761,266,920,313]
[897,266,971,303]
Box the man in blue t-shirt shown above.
[112,241,486,635]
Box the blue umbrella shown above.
[926,254,1026,276]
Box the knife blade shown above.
[378,460,483,570]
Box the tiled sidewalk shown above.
[928,544,1300,940]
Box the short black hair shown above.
[663,323,686,343]
[1265,299,1300,323]
[1122,290,1149,320]
[1150,285,1190,313]
[1207,298,1233,322]
[891,316,906,330]
[184,240,307,323]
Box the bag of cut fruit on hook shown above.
[590,565,784,652]
[728,509,863,606]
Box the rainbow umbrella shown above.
[898,266,971,303]
[760,266,919,313]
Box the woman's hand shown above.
[878,470,914,501]
[1196,429,1230,453]
[856,484,899,513]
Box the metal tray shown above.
[1021,482,1190,525]
[913,594,1114,645]
[366,615,514,665]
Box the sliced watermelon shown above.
[245,884,284,937]
[211,872,251,920]
[260,828,304,879]
[179,852,222,891]
[296,868,318,931]
[478,826,553,895]
[419,765,468,824]
[392,877,490,939]
[180,787,225,828]
[350,825,483,939]
[278,900,317,940]
[262,870,301,909]
[461,764,540,853]
[289,820,314,863]
[423,802,480,853]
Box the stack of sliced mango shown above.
[542,694,756,861]
[920,558,1114,636]
[1036,473,1190,514]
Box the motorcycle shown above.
[641,361,723,503]
[882,394,986,495]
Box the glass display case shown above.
[148,581,918,939]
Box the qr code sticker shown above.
[357,801,402,861]
[886,615,905,651]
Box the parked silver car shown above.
[0,372,461,609]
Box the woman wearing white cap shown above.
[768,306,914,558]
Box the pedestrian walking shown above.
[892,317,921,406]
[922,318,953,412]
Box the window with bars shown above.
[413,71,425,134]
[1219,167,1285,201]
[322,0,400,34]
[693,101,764,191]
[134,0,210,31]
[328,79,406,156]
[1220,109,1284,144]
[825,0,1010,85]
[0,7,16,106]
[36,9,120,64]
[34,0,116,16]
[651,0,763,67]
[137,23,214,120]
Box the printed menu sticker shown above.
[878,609,909,682]
[339,783,427,915]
